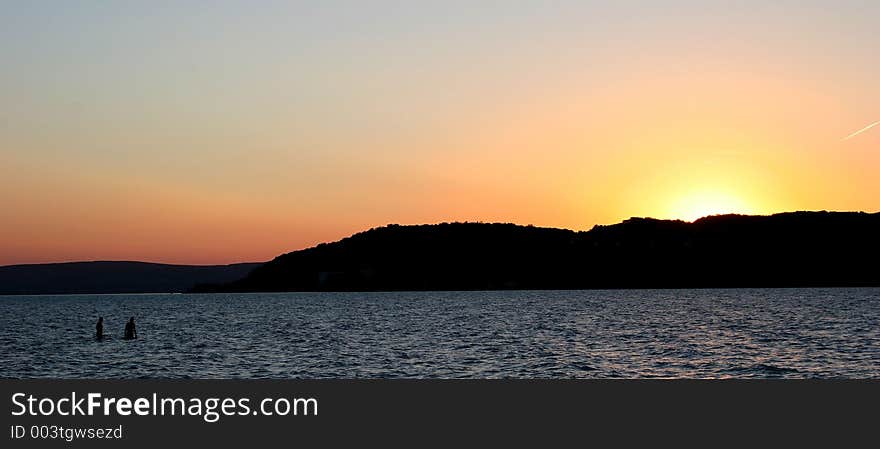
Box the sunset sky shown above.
[2,1,878,265]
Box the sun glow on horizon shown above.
[666,190,755,222]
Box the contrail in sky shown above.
[842,120,880,141]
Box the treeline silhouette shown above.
[192,211,880,292]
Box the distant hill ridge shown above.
[0,261,261,295]
[194,211,880,292]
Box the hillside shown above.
[0,261,261,295]
[193,211,880,292]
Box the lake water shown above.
[0,289,878,378]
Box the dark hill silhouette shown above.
[193,211,880,292]
[0,261,261,295]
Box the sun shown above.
[667,190,753,222]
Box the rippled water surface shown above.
[1,289,878,378]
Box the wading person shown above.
[124,317,137,340]
[95,316,104,340]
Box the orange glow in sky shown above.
[1,2,878,265]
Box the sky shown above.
[1,0,878,265]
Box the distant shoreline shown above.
[3,285,880,298]
[4,211,879,295]
[0,261,261,295]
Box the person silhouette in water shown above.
[124,317,137,340]
[96,317,104,340]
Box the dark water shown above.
[0,289,878,378]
